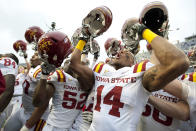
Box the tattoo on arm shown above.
[142,66,159,92]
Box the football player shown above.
[0,53,18,128]
[133,2,189,131]
[70,17,189,131]
[140,50,189,131]
[8,40,30,118]
[70,38,123,131]
[178,72,196,130]
[32,31,89,131]
[4,52,49,131]
[70,56,96,131]
[149,71,196,130]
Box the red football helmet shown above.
[13,40,27,52]
[121,18,140,55]
[188,47,196,62]
[139,1,169,38]
[104,38,122,57]
[25,26,45,43]
[82,6,113,37]
[38,31,73,67]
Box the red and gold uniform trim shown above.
[33,68,42,79]
[188,72,196,82]
[56,70,66,82]
[133,60,149,73]
[34,119,46,131]
[181,74,188,80]
[93,63,104,73]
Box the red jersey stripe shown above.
[98,63,104,73]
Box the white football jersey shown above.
[181,72,196,129]
[71,62,116,131]
[22,65,49,119]
[71,90,94,131]
[89,61,153,131]
[46,69,88,129]
[140,90,181,131]
[14,73,25,96]
[0,57,18,76]
[0,57,18,127]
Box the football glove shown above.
[82,111,93,124]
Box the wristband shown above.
[41,74,48,79]
[76,40,86,51]
[142,29,158,44]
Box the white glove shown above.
[20,125,29,131]
[81,111,93,124]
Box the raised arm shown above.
[141,28,189,92]
[24,56,31,75]
[33,78,55,107]
[0,74,15,112]
[70,40,95,91]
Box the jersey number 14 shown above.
[95,85,124,117]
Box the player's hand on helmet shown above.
[20,125,30,131]
[122,23,147,55]
[41,61,56,76]
[82,111,93,124]
[82,43,90,55]
[127,23,147,42]
[79,26,92,42]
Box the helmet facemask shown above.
[140,2,169,39]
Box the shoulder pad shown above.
[180,74,188,80]
[33,68,42,79]
[188,72,196,82]
[133,60,149,73]
[56,69,66,82]
[93,62,105,73]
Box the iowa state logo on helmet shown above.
[38,31,73,68]
[13,40,27,52]
[25,26,45,43]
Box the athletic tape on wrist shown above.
[142,29,158,44]
[76,40,86,51]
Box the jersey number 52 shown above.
[62,91,88,110]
